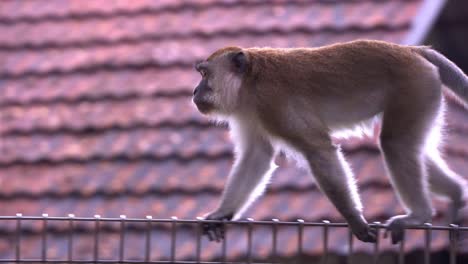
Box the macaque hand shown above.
[350,221,378,243]
[202,211,234,242]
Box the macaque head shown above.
[193,47,248,115]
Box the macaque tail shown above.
[416,47,468,104]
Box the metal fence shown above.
[0,214,466,264]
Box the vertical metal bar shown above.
[297,219,304,258]
[222,219,227,263]
[247,218,254,264]
[68,214,74,262]
[424,223,432,264]
[119,215,126,262]
[15,213,22,262]
[41,213,48,262]
[347,229,353,264]
[171,216,178,263]
[271,219,279,262]
[145,216,152,262]
[322,220,330,264]
[398,229,405,264]
[196,217,203,263]
[449,224,458,264]
[373,222,380,264]
[93,215,100,263]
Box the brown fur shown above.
[207,46,242,61]
[193,40,468,244]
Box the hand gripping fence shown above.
[1,214,466,264]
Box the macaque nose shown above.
[193,87,199,95]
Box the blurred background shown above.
[0,0,467,263]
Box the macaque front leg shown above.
[203,130,275,241]
[304,144,377,243]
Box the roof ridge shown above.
[0,0,415,25]
[4,144,467,168]
[0,152,233,168]
[1,121,215,136]
[4,121,467,139]
[0,60,192,80]
[0,181,391,201]
[0,89,192,108]
[0,24,410,52]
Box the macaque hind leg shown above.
[380,84,440,244]
[381,141,434,244]
[280,101,376,243]
[427,153,467,224]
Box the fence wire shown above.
[0,214,466,264]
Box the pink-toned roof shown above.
[0,0,466,262]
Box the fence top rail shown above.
[1,214,467,231]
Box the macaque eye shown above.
[200,69,208,78]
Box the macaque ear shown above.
[231,51,247,73]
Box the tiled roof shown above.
[0,0,466,262]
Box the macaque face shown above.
[192,52,245,115]
[193,61,216,114]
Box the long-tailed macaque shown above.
[192,40,468,244]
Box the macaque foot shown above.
[384,216,407,244]
[449,199,468,243]
[384,214,430,244]
[448,198,466,225]
[202,211,234,242]
[350,223,377,243]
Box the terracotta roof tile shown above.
[1,0,271,21]
[0,69,195,106]
[1,97,206,134]
[0,151,388,200]
[0,127,231,164]
[0,30,411,79]
[0,2,415,49]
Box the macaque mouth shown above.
[194,100,214,113]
